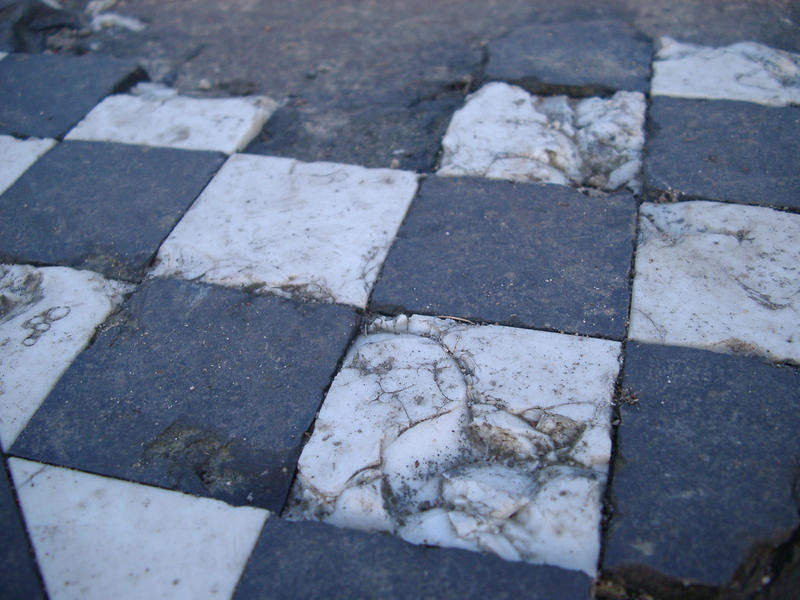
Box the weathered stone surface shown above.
[294,315,617,572]
[370,176,636,339]
[245,85,471,173]
[604,342,800,586]
[290,314,620,575]
[0,141,224,281]
[629,201,800,364]
[652,37,800,106]
[437,82,646,192]
[11,278,359,511]
[0,264,131,449]
[487,20,652,95]
[643,97,800,208]
[0,458,44,600]
[0,135,55,195]
[9,458,267,600]
[152,154,418,308]
[0,52,145,138]
[234,517,593,600]
[66,83,278,154]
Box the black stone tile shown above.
[11,278,359,512]
[245,84,469,173]
[234,517,592,600]
[0,141,224,281]
[0,52,145,138]
[370,176,636,338]
[486,21,652,95]
[604,342,800,586]
[643,97,800,209]
[0,458,45,599]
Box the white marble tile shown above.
[9,458,268,600]
[437,82,645,193]
[151,154,419,308]
[289,314,621,575]
[0,265,131,449]
[0,135,56,195]
[652,37,800,106]
[65,83,277,154]
[629,201,800,363]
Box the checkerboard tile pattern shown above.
[0,31,798,599]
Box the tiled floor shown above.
[0,29,798,600]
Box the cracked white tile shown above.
[9,458,267,600]
[151,154,418,308]
[0,135,56,195]
[437,82,645,193]
[629,201,800,363]
[0,265,132,449]
[65,83,277,154]
[651,37,800,106]
[289,314,621,575]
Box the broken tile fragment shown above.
[11,278,358,511]
[235,517,593,600]
[487,21,651,95]
[289,314,621,575]
[0,264,131,449]
[152,154,418,308]
[0,53,145,138]
[66,83,278,154]
[370,176,636,338]
[0,135,55,195]
[437,82,645,192]
[652,37,800,106]
[629,201,800,363]
[9,458,267,600]
[643,97,800,208]
[604,343,800,586]
[0,141,224,281]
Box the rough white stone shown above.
[289,315,621,575]
[66,83,277,153]
[90,12,146,32]
[151,154,418,308]
[9,458,267,600]
[437,82,645,192]
[629,201,800,363]
[0,265,131,449]
[652,37,800,106]
[0,135,56,195]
